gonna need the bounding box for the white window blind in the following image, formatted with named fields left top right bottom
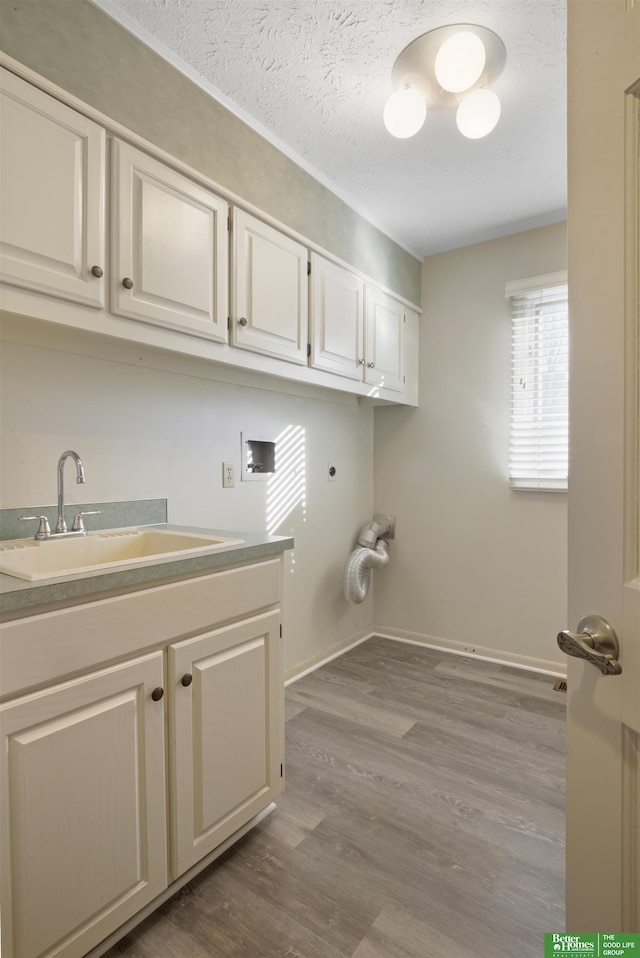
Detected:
left=505, top=271, right=568, bottom=491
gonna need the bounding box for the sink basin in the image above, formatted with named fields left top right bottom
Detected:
left=0, top=527, right=244, bottom=581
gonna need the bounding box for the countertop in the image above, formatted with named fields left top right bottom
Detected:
left=0, top=524, right=294, bottom=617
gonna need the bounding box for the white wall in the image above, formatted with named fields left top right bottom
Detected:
left=0, top=325, right=374, bottom=675
left=373, top=223, right=568, bottom=671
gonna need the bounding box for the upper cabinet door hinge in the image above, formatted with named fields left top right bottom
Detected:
left=279, top=624, right=283, bottom=638
left=307, top=261, right=311, bottom=276
left=307, top=343, right=311, bottom=358
left=227, top=214, right=231, bottom=231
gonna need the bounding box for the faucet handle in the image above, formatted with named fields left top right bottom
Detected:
left=19, top=515, right=52, bottom=540
left=71, top=510, right=101, bottom=533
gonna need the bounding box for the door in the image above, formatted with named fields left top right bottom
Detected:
left=112, top=139, right=228, bottom=341
left=309, top=251, right=365, bottom=379
left=168, top=610, right=283, bottom=878
left=0, top=652, right=167, bottom=958
left=231, top=207, right=308, bottom=364
left=0, top=68, right=105, bottom=309
left=565, top=0, right=640, bottom=932
left=364, top=284, right=405, bottom=393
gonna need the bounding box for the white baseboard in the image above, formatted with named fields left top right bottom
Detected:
left=285, top=625, right=567, bottom=684
left=371, top=626, right=567, bottom=677
left=284, top=628, right=372, bottom=685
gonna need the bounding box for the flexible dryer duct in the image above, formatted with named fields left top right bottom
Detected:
left=343, top=517, right=393, bottom=604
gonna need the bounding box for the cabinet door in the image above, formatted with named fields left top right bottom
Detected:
left=0, top=652, right=167, bottom=958
left=309, top=252, right=364, bottom=380
left=364, top=285, right=405, bottom=393
left=0, top=68, right=106, bottom=308
left=112, top=140, right=228, bottom=341
left=169, top=611, right=282, bottom=878
left=231, top=208, right=308, bottom=364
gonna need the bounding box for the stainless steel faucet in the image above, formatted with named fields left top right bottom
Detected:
left=19, top=451, right=100, bottom=540
left=56, top=450, right=86, bottom=533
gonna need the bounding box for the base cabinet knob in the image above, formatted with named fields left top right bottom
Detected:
left=151, top=687, right=164, bottom=701
left=181, top=673, right=193, bottom=687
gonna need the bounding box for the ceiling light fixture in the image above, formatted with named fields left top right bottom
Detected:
left=383, top=24, right=506, bottom=141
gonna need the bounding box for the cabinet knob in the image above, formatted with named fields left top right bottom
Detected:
left=358, top=358, right=365, bottom=365
left=367, top=362, right=375, bottom=368
left=151, top=687, right=164, bottom=701
left=90, top=265, right=103, bottom=278
left=122, top=277, right=134, bottom=290
left=238, top=317, right=248, bottom=327
left=181, top=673, right=193, bottom=687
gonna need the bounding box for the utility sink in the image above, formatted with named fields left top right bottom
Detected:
left=0, top=527, right=244, bottom=581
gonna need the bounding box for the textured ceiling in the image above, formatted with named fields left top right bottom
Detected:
left=95, top=0, right=567, bottom=258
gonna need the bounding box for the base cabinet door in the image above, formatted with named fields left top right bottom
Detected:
left=0, top=652, right=168, bottom=958
left=0, top=68, right=106, bottom=309
left=231, top=208, right=308, bottom=364
left=168, top=610, right=283, bottom=878
left=112, top=139, right=228, bottom=341
left=364, top=285, right=405, bottom=393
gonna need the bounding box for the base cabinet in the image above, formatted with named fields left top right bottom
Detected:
left=0, top=652, right=167, bottom=958
left=169, top=611, right=283, bottom=877
left=0, top=557, right=284, bottom=958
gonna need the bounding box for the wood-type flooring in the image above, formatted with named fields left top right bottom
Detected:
left=104, top=636, right=566, bottom=958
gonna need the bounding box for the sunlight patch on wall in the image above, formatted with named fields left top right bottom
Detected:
left=266, top=425, right=306, bottom=535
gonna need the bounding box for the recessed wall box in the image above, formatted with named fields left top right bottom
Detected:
left=241, top=433, right=276, bottom=481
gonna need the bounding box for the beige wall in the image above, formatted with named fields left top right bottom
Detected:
left=0, top=4, right=569, bottom=675
left=0, top=0, right=421, bottom=304
left=0, top=0, right=408, bottom=678
left=373, top=222, right=568, bottom=671
left=0, top=329, right=375, bottom=674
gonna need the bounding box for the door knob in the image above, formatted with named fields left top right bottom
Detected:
left=557, top=614, right=622, bottom=675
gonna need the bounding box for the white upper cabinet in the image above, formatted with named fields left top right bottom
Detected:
left=112, top=140, right=228, bottom=341
left=310, top=252, right=407, bottom=395
left=309, top=252, right=364, bottom=380
left=364, top=284, right=405, bottom=393
left=0, top=68, right=106, bottom=308
left=231, top=208, right=308, bottom=364
left=0, top=68, right=418, bottom=403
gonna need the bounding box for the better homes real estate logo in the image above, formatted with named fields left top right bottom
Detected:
left=544, top=934, right=639, bottom=957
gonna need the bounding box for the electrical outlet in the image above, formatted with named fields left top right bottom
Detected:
left=328, top=462, right=337, bottom=481
left=222, top=462, right=236, bottom=488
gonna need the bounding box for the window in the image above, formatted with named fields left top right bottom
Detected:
left=505, top=271, right=568, bottom=491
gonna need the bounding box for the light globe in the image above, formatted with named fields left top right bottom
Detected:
left=383, top=88, right=427, bottom=139
left=456, top=88, right=501, bottom=138
left=434, top=31, right=486, bottom=93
